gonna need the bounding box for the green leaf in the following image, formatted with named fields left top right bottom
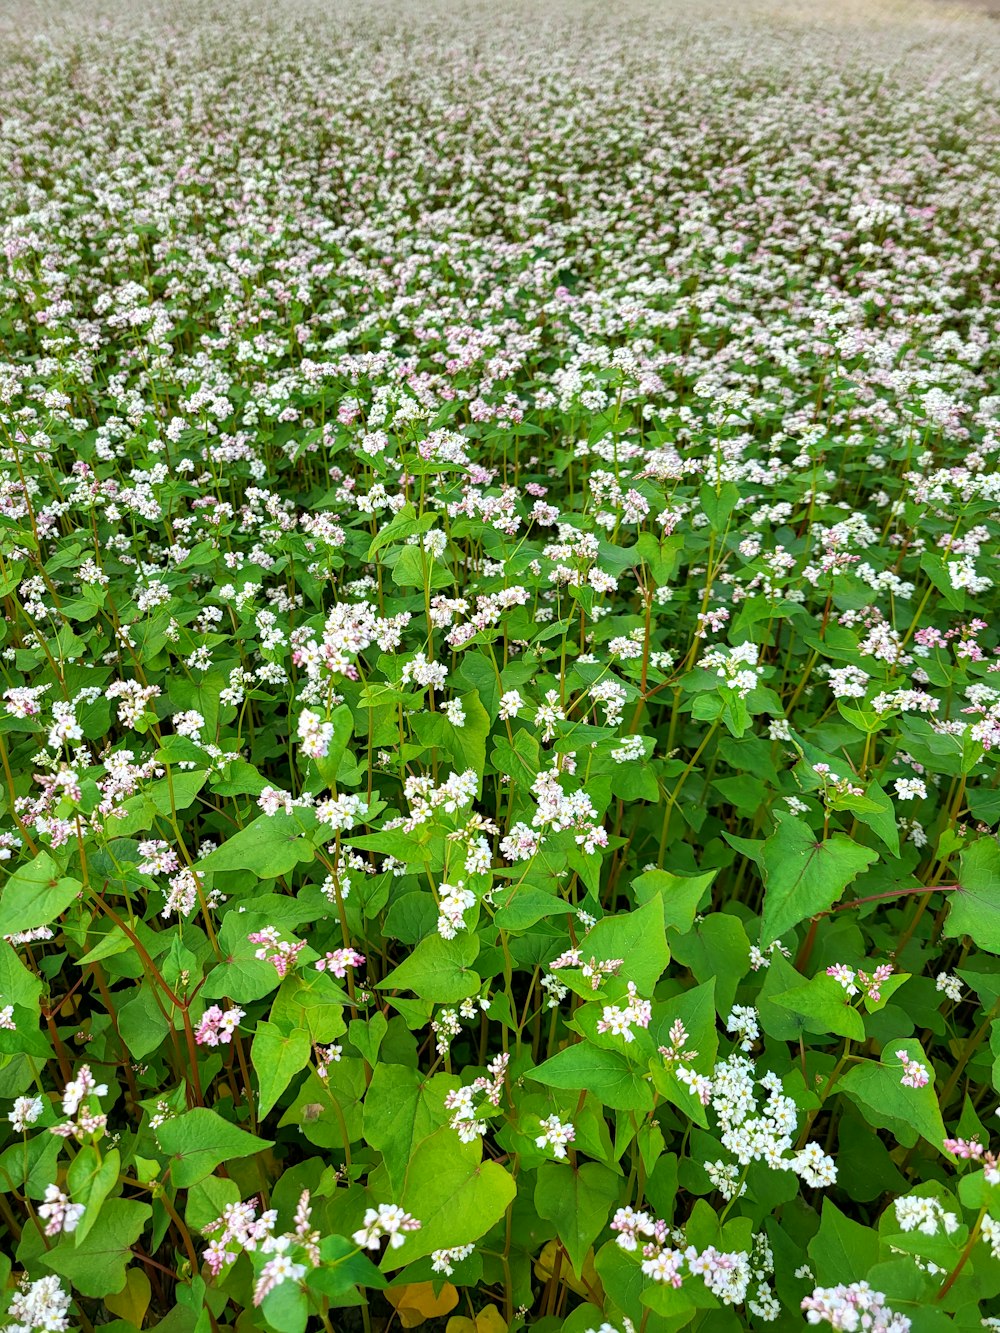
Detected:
left=112, top=771, right=207, bottom=838
left=838, top=1039, right=946, bottom=1150
left=648, top=981, right=718, bottom=1126
left=0, top=938, right=42, bottom=1011
left=202, top=907, right=306, bottom=1002
left=631, top=868, right=715, bottom=935
left=117, top=982, right=173, bottom=1060
left=367, top=505, right=430, bottom=558
left=808, top=1199, right=882, bottom=1285
left=77, top=925, right=133, bottom=966
left=311, top=704, right=354, bottom=789
left=362, top=1064, right=457, bottom=1194
left=856, top=779, right=900, bottom=857
left=44, top=1199, right=151, bottom=1296
left=534, top=1161, right=619, bottom=1277
left=0, top=851, right=81, bottom=936
left=609, top=761, right=658, bottom=802
left=530, top=1045, right=653, bottom=1112
left=378, top=932, right=481, bottom=1003
left=185, top=1175, right=241, bottom=1232
left=712, top=774, right=766, bottom=817
left=700, top=481, right=740, bottom=532
left=252, top=1022, right=312, bottom=1119
left=68, top=1147, right=121, bottom=1245
left=391, top=543, right=442, bottom=589
left=580, top=895, right=670, bottom=995
left=260, top=1277, right=309, bottom=1333
left=773, top=974, right=866, bottom=1042
left=155, top=1108, right=273, bottom=1188
left=395, top=1128, right=517, bottom=1268
left=669, top=913, right=749, bottom=1015
left=310, top=1235, right=387, bottom=1301
left=198, top=812, right=314, bottom=879
left=270, top=971, right=347, bottom=1044
left=493, top=887, right=569, bottom=931
left=920, top=550, right=965, bottom=611
left=757, top=953, right=810, bottom=1042
left=449, top=692, right=492, bottom=787
left=750, top=813, right=878, bottom=947
left=595, top=1240, right=647, bottom=1325
left=944, top=839, right=1000, bottom=951
left=0, top=1128, right=59, bottom=1197
left=349, top=1010, right=388, bottom=1066
left=105, top=1270, right=152, bottom=1327
left=489, top=731, right=540, bottom=788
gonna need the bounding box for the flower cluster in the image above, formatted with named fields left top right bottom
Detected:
left=351, top=1203, right=422, bottom=1252
left=896, top=1050, right=930, bottom=1090
left=0, top=0, right=998, bottom=1327
left=535, top=1114, right=576, bottom=1160
left=194, top=1005, right=245, bottom=1047
left=50, top=1066, right=108, bottom=1142
left=314, top=948, right=365, bottom=978
left=248, top=928, right=306, bottom=978
left=610, top=1209, right=755, bottom=1306
left=802, top=1282, right=910, bottom=1331
left=596, top=982, right=652, bottom=1042
left=826, top=962, right=894, bottom=1002
left=5, top=1277, right=73, bottom=1333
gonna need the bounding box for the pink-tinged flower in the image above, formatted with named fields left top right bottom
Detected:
left=253, top=1239, right=306, bottom=1306
left=315, top=947, right=365, bottom=978
left=858, top=963, right=894, bottom=1002
left=202, top=1197, right=279, bottom=1274
left=315, top=1044, right=342, bottom=1079
left=611, top=1206, right=656, bottom=1252
left=826, top=964, right=858, bottom=995
left=802, top=1281, right=910, bottom=1330
left=535, top=1114, right=575, bottom=1159
left=641, top=1247, right=684, bottom=1285
left=8, top=1095, right=43, bottom=1131
left=38, top=1184, right=85, bottom=1236
left=943, top=1136, right=985, bottom=1160
left=675, top=1065, right=713, bottom=1105
left=248, top=928, right=305, bottom=978
left=49, top=1065, right=108, bottom=1142
left=896, top=1049, right=930, bottom=1089
left=60, top=1065, right=107, bottom=1117
left=194, top=1004, right=245, bottom=1046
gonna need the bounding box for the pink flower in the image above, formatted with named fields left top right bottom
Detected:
left=194, top=1005, right=245, bottom=1046
left=315, top=947, right=365, bottom=978
left=896, top=1049, right=930, bottom=1089
left=248, top=928, right=305, bottom=978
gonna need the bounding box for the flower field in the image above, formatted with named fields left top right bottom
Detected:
left=1, top=0, right=999, bottom=1329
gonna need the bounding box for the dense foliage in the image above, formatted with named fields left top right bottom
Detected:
left=1, top=1, right=999, bottom=1330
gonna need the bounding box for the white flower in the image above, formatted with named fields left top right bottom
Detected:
left=535, top=1114, right=575, bottom=1159
left=725, top=1005, right=760, bottom=1052
left=935, top=972, right=963, bottom=1003
left=498, top=690, right=523, bottom=720
left=9, top=1096, right=44, bottom=1131
left=6, top=1275, right=72, bottom=1332
left=37, top=1185, right=85, bottom=1236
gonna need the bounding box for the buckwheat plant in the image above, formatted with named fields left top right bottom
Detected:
left=0, top=0, right=999, bottom=1328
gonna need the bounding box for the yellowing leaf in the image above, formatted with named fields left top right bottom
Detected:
left=386, top=1281, right=458, bottom=1327
left=105, top=1269, right=151, bottom=1327
left=446, top=1306, right=507, bottom=1333
left=532, top=1239, right=603, bottom=1300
